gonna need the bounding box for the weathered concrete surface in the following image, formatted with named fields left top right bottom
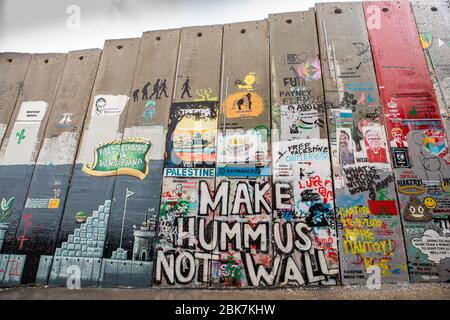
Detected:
left=173, top=25, right=223, bottom=104
left=412, top=2, right=450, bottom=140
left=316, top=2, right=409, bottom=285
left=220, top=20, right=270, bottom=130
left=0, top=283, right=449, bottom=300
left=0, top=53, right=31, bottom=144
left=50, top=39, right=140, bottom=287
left=103, top=29, right=181, bottom=287
left=0, top=53, right=67, bottom=255
left=212, top=20, right=272, bottom=288
left=15, top=49, right=101, bottom=285
left=126, top=29, right=180, bottom=130
left=364, top=1, right=450, bottom=283
left=156, top=24, right=223, bottom=287
left=57, top=38, right=140, bottom=247
left=268, top=10, right=339, bottom=287
left=270, top=10, right=328, bottom=139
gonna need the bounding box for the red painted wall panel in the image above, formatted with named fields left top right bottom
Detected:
left=364, top=1, right=440, bottom=121
left=364, top=1, right=450, bottom=283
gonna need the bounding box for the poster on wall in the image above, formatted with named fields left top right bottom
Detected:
left=216, top=128, right=270, bottom=170
left=164, top=101, right=218, bottom=177
left=280, top=106, right=323, bottom=141
left=391, top=119, right=450, bottom=282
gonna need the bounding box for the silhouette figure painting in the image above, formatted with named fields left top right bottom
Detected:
left=158, top=79, right=169, bottom=98
left=133, top=89, right=139, bottom=102
left=181, top=79, right=192, bottom=98
left=150, top=79, right=161, bottom=99
left=236, top=93, right=252, bottom=111
left=142, top=82, right=151, bottom=100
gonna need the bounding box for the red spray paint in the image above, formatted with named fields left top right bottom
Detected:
left=363, top=1, right=440, bottom=125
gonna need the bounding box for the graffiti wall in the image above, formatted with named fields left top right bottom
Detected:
left=210, top=20, right=273, bottom=287
left=412, top=2, right=450, bottom=140
left=0, top=53, right=67, bottom=286
left=101, top=30, right=180, bottom=288
left=364, top=1, right=450, bottom=282
left=269, top=10, right=339, bottom=286
left=42, top=39, right=140, bottom=287
left=13, top=50, right=101, bottom=285
left=155, top=25, right=223, bottom=286
left=2, top=1, right=450, bottom=288
left=316, top=2, right=409, bottom=285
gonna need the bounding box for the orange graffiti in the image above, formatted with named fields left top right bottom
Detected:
left=224, top=92, right=263, bottom=118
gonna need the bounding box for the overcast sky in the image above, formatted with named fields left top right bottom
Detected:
left=0, top=0, right=355, bottom=53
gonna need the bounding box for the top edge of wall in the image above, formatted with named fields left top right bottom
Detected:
left=104, top=37, right=141, bottom=45
left=0, top=52, right=32, bottom=56
left=142, top=27, right=180, bottom=35
left=412, top=0, right=449, bottom=3
left=223, top=19, right=267, bottom=28
left=181, top=24, right=223, bottom=31
left=316, top=1, right=361, bottom=6
left=68, top=48, right=102, bottom=55
left=268, top=10, right=313, bottom=18
left=30, top=52, right=67, bottom=58
left=413, top=1, right=450, bottom=7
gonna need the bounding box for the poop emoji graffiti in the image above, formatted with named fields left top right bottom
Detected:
left=403, top=197, right=433, bottom=222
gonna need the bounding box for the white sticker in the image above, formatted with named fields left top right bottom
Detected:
left=412, top=229, right=450, bottom=263
left=0, top=101, right=48, bottom=165
left=77, top=94, right=129, bottom=163
left=16, top=101, right=48, bottom=122
left=91, top=95, right=128, bottom=117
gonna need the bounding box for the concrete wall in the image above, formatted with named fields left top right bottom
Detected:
left=104, top=29, right=180, bottom=288
left=16, top=49, right=102, bottom=285
left=156, top=24, right=223, bottom=287
left=364, top=1, right=450, bottom=282
left=0, top=53, right=66, bottom=255
left=50, top=39, right=140, bottom=287
left=269, top=10, right=339, bottom=286
left=412, top=2, right=450, bottom=140
left=1, top=1, right=450, bottom=288
left=316, top=2, right=409, bottom=285
left=0, top=53, right=31, bottom=145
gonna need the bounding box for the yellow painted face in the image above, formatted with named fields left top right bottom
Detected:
left=423, top=197, right=437, bottom=210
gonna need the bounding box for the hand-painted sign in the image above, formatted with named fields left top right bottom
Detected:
left=82, top=137, right=152, bottom=180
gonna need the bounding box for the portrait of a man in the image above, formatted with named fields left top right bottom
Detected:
left=95, top=97, right=107, bottom=115
left=338, top=129, right=355, bottom=165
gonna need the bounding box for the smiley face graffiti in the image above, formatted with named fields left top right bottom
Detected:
left=423, top=196, right=437, bottom=210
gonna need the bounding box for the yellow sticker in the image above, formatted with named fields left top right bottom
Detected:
left=48, top=198, right=60, bottom=209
